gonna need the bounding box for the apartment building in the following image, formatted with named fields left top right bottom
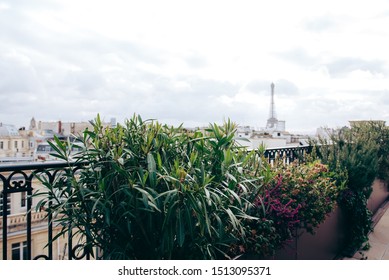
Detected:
left=0, top=123, right=32, bottom=158
left=32, top=117, right=116, bottom=137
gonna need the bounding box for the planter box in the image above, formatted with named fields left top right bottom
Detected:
left=368, top=179, right=389, bottom=214
left=274, top=179, right=388, bottom=260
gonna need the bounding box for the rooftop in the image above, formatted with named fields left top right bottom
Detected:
left=0, top=123, right=19, bottom=137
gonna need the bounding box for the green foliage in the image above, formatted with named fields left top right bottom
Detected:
left=234, top=158, right=339, bottom=258
left=311, top=121, right=388, bottom=255
left=36, top=115, right=264, bottom=259
left=376, top=124, right=389, bottom=181
left=36, top=114, right=342, bottom=259
left=272, top=161, right=340, bottom=233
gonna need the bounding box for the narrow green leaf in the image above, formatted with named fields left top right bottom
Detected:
left=147, top=153, right=157, bottom=188
left=225, top=207, right=238, bottom=230
left=156, top=152, right=162, bottom=170
left=177, top=208, right=185, bottom=247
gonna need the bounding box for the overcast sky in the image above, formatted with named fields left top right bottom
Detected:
left=1, top=0, right=388, bottom=133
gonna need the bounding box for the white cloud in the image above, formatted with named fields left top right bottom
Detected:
left=0, top=2, right=10, bottom=11
left=0, top=0, right=389, bottom=132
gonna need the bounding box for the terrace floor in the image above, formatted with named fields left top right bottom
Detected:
left=346, top=200, right=389, bottom=260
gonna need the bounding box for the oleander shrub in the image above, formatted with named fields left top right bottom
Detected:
left=36, top=115, right=268, bottom=259
left=36, top=114, right=341, bottom=260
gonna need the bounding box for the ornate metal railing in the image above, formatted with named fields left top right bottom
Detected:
left=0, top=146, right=311, bottom=260
left=0, top=162, right=93, bottom=260
left=263, top=146, right=311, bottom=165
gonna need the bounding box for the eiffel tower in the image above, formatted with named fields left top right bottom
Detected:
left=266, top=83, right=278, bottom=130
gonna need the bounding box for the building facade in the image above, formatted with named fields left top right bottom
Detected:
left=33, top=117, right=116, bottom=137
left=0, top=123, right=32, bottom=159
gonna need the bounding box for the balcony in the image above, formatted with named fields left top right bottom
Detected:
left=0, top=147, right=312, bottom=260
left=1, top=144, right=387, bottom=260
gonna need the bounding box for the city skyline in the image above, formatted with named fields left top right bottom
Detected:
left=0, top=0, right=389, bottom=133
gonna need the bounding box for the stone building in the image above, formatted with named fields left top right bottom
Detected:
left=0, top=123, right=32, bottom=158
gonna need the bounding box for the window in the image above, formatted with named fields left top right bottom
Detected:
left=0, top=141, right=3, bottom=149
left=12, top=241, right=28, bottom=260
left=0, top=192, right=11, bottom=216
left=21, top=192, right=26, bottom=208
left=21, top=141, right=24, bottom=149
left=14, top=141, right=18, bottom=149
left=37, top=145, right=54, bottom=152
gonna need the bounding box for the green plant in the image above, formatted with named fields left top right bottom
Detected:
left=376, top=123, right=389, bottom=181
left=35, top=114, right=344, bottom=260
left=273, top=161, right=340, bottom=233
left=311, top=121, right=387, bottom=256
left=35, top=115, right=267, bottom=259
left=230, top=155, right=340, bottom=258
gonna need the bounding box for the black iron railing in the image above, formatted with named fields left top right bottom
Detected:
left=0, top=146, right=311, bottom=260
left=264, top=146, right=312, bottom=165
left=0, top=162, right=91, bottom=260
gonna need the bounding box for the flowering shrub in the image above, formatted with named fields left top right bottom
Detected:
left=36, top=114, right=340, bottom=260
left=231, top=159, right=339, bottom=258
left=258, top=175, right=300, bottom=244
left=273, top=162, right=339, bottom=234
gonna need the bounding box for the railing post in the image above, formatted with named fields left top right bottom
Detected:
left=26, top=199, right=32, bottom=259
left=48, top=200, right=53, bottom=260
left=68, top=224, right=73, bottom=260
left=26, top=177, right=33, bottom=260
left=1, top=189, right=7, bottom=260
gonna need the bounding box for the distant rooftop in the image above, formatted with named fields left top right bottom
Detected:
left=0, top=123, right=19, bottom=137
